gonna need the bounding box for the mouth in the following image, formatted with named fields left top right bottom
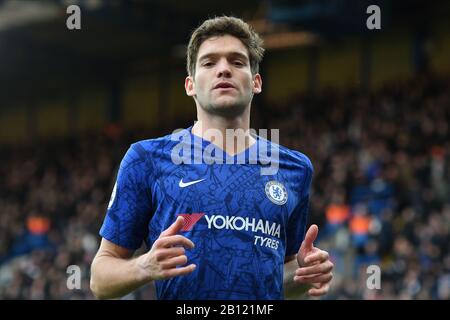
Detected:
left=213, top=82, right=236, bottom=90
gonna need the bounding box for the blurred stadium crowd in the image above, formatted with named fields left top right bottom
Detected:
left=0, top=73, right=449, bottom=299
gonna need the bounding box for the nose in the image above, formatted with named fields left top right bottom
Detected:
left=216, top=58, right=232, bottom=78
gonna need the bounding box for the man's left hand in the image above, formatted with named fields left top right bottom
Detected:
left=294, top=224, right=334, bottom=296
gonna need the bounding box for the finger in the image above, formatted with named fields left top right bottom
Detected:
left=299, top=224, right=318, bottom=253
left=154, top=247, right=186, bottom=262
left=161, top=255, right=188, bottom=269
left=308, top=282, right=330, bottom=296
left=295, top=261, right=334, bottom=276
left=304, top=251, right=330, bottom=265
left=155, top=235, right=195, bottom=249
left=294, top=272, right=333, bottom=285
left=160, top=216, right=185, bottom=238
left=161, top=264, right=196, bottom=278
left=311, top=282, right=322, bottom=289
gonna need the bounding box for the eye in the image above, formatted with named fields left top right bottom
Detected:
left=202, top=62, right=214, bottom=67
left=233, top=60, right=245, bottom=67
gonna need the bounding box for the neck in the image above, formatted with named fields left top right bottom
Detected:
left=192, top=106, right=256, bottom=156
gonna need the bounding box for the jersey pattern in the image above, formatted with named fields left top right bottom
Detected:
left=100, top=128, right=313, bottom=300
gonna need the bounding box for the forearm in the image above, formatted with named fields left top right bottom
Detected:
left=90, top=254, right=150, bottom=299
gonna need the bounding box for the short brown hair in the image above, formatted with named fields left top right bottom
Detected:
left=186, top=16, right=264, bottom=77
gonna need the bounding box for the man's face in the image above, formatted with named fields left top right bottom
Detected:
left=185, top=35, right=262, bottom=118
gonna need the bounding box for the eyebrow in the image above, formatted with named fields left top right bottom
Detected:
left=198, top=52, right=249, bottom=63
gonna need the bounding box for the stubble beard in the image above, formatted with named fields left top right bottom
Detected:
left=198, top=93, right=252, bottom=119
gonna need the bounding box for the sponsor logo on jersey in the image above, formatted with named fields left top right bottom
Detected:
left=176, top=213, right=205, bottom=231
left=204, top=214, right=281, bottom=238
left=176, top=213, right=281, bottom=238
left=178, top=178, right=206, bottom=188
left=176, top=213, right=281, bottom=250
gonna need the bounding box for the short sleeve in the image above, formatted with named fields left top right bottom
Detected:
left=99, top=143, right=153, bottom=250
left=285, top=160, right=313, bottom=256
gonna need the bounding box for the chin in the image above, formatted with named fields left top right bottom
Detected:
left=205, top=102, right=247, bottom=118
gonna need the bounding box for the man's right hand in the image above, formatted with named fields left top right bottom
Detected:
left=136, top=216, right=196, bottom=281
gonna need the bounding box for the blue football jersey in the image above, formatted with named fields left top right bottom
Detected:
left=99, top=127, right=313, bottom=300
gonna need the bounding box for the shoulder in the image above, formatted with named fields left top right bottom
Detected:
left=282, top=145, right=313, bottom=173
left=258, top=135, right=314, bottom=174
left=279, top=145, right=314, bottom=191
left=275, top=143, right=314, bottom=197
left=127, top=131, right=182, bottom=158
left=119, top=132, right=176, bottom=168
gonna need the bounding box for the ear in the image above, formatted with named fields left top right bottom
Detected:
left=252, top=73, right=262, bottom=94
left=185, top=76, right=196, bottom=97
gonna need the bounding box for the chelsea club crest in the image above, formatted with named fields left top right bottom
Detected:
left=265, top=181, right=288, bottom=205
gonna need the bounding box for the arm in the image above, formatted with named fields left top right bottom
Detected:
left=90, top=216, right=196, bottom=300
left=90, top=238, right=148, bottom=299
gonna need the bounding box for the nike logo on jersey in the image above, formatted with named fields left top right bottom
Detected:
left=179, top=178, right=206, bottom=188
